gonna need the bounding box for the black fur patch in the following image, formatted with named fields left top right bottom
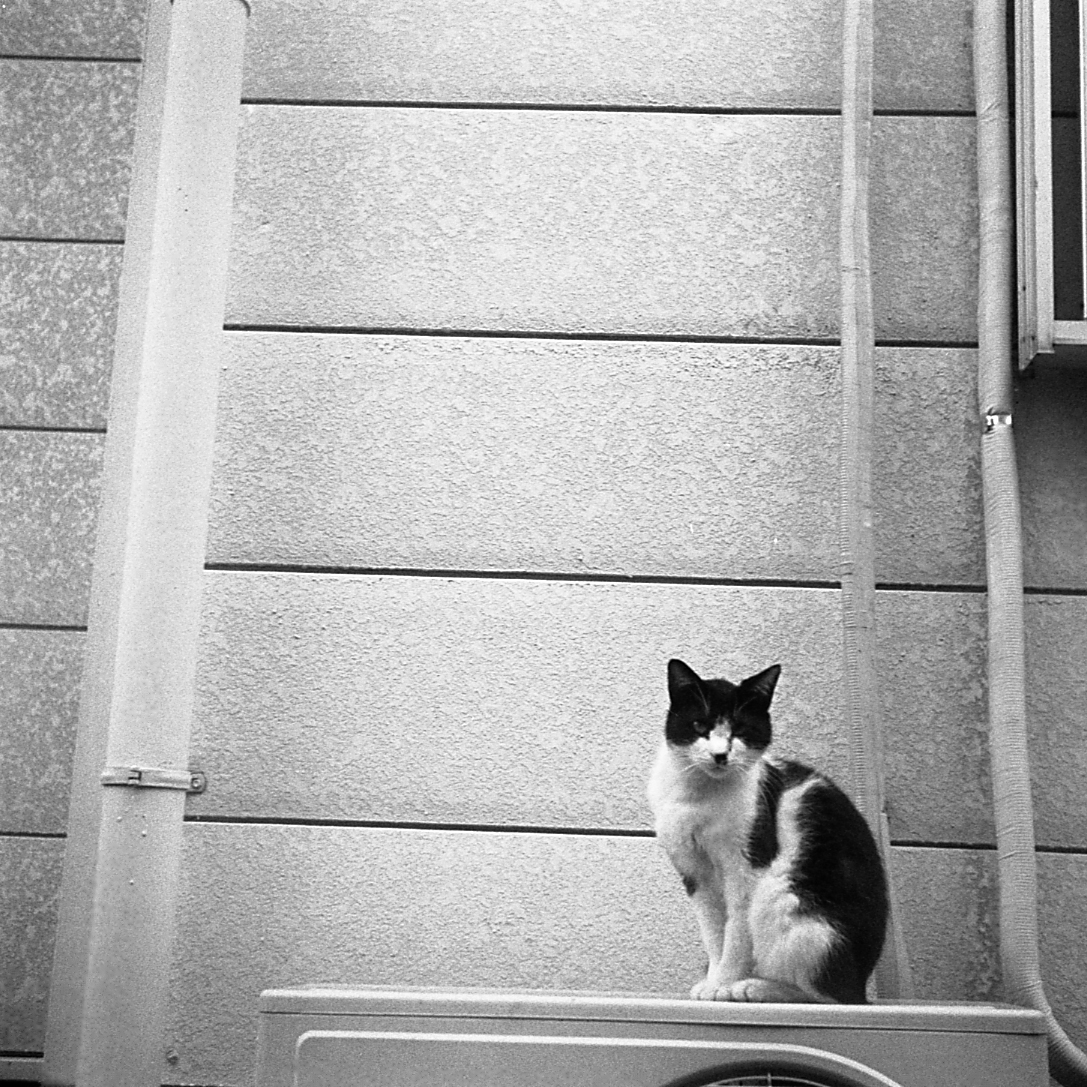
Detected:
left=681, top=874, right=698, bottom=896
left=790, top=776, right=889, bottom=1003
left=744, top=759, right=813, bottom=868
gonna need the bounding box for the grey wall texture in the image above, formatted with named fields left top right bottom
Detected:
left=4, top=1, right=1087, bottom=1086
left=0, top=0, right=143, bottom=1072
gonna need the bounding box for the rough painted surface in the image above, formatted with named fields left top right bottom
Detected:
left=1040, top=852, right=1087, bottom=1053
left=190, top=575, right=1087, bottom=849
left=208, top=338, right=981, bottom=585
left=884, top=594, right=1087, bottom=850
left=0, top=837, right=64, bottom=1054
left=207, top=335, right=843, bottom=581
left=167, top=827, right=1066, bottom=1087
left=873, top=348, right=982, bottom=582
left=878, top=592, right=989, bottom=845
left=1025, top=597, right=1087, bottom=847
left=1, top=0, right=146, bottom=58
left=188, top=573, right=849, bottom=827
left=166, top=825, right=698, bottom=1084
left=241, top=0, right=972, bottom=112
left=226, top=110, right=976, bottom=343
left=0, top=431, right=103, bottom=626
left=0, top=630, right=83, bottom=835
left=1017, top=365, right=1087, bottom=591
left=0, top=59, right=139, bottom=239
left=0, top=241, right=121, bottom=428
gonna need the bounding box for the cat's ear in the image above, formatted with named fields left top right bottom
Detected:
left=741, top=664, right=782, bottom=705
left=668, top=658, right=708, bottom=711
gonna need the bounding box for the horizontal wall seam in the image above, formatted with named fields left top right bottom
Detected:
left=185, top=815, right=655, bottom=837
left=0, top=622, right=88, bottom=632
left=239, top=99, right=975, bottom=119
left=893, top=840, right=1087, bottom=856
left=223, top=324, right=843, bottom=346
left=179, top=819, right=1087, bottom=856
left=222, top=324, right=979, bottom=350
left=0, top=54, right=141, bottom=63
left=0, top=830, right=66, bottom=840
left=874, top=582, right=986, bottom=594
left=204, top=565, right=1003, bottom=596
left=0, top=235, right=125, bottom=246
left=203, top=564, right=841, bottom=590
left=0, top=423, right=107, bottom=434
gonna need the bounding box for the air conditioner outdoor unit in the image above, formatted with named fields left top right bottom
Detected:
left=255, top=987, right=1048, bottom=1087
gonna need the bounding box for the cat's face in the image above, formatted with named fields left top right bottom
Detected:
left=664, top=659, right=781, bottom=779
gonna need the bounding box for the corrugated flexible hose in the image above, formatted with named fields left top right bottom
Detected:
left=839, top=0, right=912, bottom=1000
left=974, top=0, right=1087, bottom=1081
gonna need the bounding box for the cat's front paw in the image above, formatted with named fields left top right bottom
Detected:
left=690, top=978, right=740, bottom=1001
left=721, top=977, right=817, bottom=1003
left=722, top=978, right=769, bottom=1002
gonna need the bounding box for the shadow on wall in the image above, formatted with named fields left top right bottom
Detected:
left=1017, top=363, right=1087, bottom=591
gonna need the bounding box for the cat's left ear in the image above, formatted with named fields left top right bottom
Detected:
left=741, top=664, right=782, bottom=704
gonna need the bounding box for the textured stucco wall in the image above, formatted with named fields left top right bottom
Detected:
left=173, top=0, right=1087, bottom=1083
left=0, top=0, right=144, bottom=1073
left=227, top=110, right=976, bottom=343
left=161, top=0, right=1087, bottom=1082
left=7, top=1, right=1087, bottom=1086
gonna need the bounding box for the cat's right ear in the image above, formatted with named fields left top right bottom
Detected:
left=668, top=658, right=707, bottom=711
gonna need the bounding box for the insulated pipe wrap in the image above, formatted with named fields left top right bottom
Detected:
left=975, top=0, right=1087, bottom=1081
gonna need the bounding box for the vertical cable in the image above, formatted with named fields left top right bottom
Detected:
left=839, top=0, right=911, bottom=1001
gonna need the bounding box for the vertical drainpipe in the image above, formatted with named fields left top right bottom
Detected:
left=41, top=0, right=249, bottom=1083
left=975, top=1, right=1087, bottom=1082
left=839, top=0, right=911, bottom=1000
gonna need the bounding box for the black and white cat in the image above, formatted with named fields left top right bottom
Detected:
left=647, top=658, right=887, bottom=1004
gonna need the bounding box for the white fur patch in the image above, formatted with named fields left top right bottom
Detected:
left=747, top=778, right=839, bottom=993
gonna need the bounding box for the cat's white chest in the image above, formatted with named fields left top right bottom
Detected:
left=647, top=744, right=760, bottom=885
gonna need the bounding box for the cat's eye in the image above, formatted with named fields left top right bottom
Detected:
left=692, top=719, right=711, bottom=736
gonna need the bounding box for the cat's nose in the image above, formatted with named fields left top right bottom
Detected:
left=713, top=752, right=728, bottom=766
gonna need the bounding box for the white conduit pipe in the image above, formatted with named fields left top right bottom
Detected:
left=974, top=2, right=1087, bottom=1083
left=839, top=0, right=912, bottom=1000
left=42, top=1, right=249, bottom=1083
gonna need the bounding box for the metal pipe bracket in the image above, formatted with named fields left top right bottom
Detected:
left=100, top=766, right=207, bottom=794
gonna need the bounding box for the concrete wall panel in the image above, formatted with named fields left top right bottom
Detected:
left=189, top=572, right=847, bottom=827
left=0, top=630, right=83, bottom=835
left=874, top=349, right=982, bottom=584
left=0, top=59, right=139, bottom=239
left=0, top=431, right=103, bottom=626
left=883, top=593, right=1087, bottom=851
left=892, top=847, right=1000, bottom=1004
left=878, top=592, right=989, bottom=845
left=165, top=824, right=700, bottom=1085
left=1017, top=365, right=1087, bottom=591
left=193, top=575, right=1087, bottom=850
left=167, top=828, right=1071, bottom=1087
left=1, top=0, right=146, bottom=58
left=240, top=0, right=972, bottom=112
left=208, top=338, right=980, bottom=586
left=207, top=335, right=843, bottom=581
left=0, top=241, right=120, bottom=428
left=1040, top=852, right=1087, bottom=1054
left=226, top=110, right=976, bottom=343
left=1025, top=596, right=1087, bottom=848
left=0, top=837, right=64, bottom=1054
